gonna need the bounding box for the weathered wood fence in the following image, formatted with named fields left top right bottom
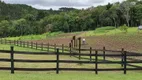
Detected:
left=0, top=39, right=70, bottom=53
left=0, top=46, right=142, bottom=74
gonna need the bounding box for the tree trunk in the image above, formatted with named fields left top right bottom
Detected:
left=126, top=20, right=130, bottom=27
left=112, top=18, right=117, bottom=28
left=140, top=19, right=142, bottom=25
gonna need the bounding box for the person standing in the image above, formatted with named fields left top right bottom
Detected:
left=82, top=38, right=86, bottom=45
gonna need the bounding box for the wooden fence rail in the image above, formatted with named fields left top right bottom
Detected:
left=0, top=46, right=141, bottom=74
left=0, top=39, right=70, bottom=53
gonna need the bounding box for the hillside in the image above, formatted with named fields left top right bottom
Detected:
left=0, top=1, right=78, bottom=21
left=5, top=27, right=142, bottom=52
left=0, top=1, right=38, bottom=20
left=0, top=0, right=142, bottom=38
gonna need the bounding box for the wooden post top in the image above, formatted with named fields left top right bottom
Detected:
left=73, top=36, right=76, bottom=40
left=78, top=37, right=81, bottom=40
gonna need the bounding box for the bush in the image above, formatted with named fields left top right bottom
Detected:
left=119, top=24, right=128, bottom=33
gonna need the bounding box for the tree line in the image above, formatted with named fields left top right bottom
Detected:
left=0, top=0, right=142, bottom=37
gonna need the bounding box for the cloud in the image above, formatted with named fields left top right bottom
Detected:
left=1, top=0, right=124, bottom=10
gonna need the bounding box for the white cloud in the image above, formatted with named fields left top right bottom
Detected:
left=1, top=0, right=124, bottom=10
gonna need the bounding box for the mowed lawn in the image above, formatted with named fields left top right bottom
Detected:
left=0, top=71, right=142, bottom=80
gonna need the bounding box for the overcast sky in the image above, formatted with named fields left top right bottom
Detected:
left=1, top=0, right=124, bottom=10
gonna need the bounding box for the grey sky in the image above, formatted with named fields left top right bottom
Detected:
left=1, top=0, right=124, bottom=10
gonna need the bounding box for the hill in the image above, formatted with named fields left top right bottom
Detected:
left=0, top=1, right=37, bottom=20
left=0, top=0, right=142, bottom=38
left=4, top=27, right=142, bottom=52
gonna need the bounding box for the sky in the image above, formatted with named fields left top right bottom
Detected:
left=1, top=0, right=125, bottom=10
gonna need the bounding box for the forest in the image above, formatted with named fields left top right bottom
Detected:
left=0, top=0, right=142, bottom=37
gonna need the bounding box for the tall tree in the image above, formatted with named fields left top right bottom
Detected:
left=109, top=4, right=119, bottom=27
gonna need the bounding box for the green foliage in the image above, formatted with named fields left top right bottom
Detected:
left=0, top=20, right=11, bottom=37
left=0, top=0, right=142, bottom=37
left=119, top=24, right=129, bottom=33
left=79, top=27, right=138, bottom=37
left=6, top=32, right=63, bottom=40
left=94, top=26, right=115, bottom=33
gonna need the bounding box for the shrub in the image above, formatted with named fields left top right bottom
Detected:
left=119, top=24, right=128, bottom=33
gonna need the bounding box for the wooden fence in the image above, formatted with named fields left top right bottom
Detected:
left=0, top=46, right=142, bottom=74
left=0, top=39, right=70, bottom=53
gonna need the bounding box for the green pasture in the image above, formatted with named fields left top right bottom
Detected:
left=79, top=27, right=141, bottom=37
left=0, top=71, right=141, bottom=80
left=5, top=32, right=63, bottom=41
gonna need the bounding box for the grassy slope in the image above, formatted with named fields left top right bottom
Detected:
left=78, top=27, right=140, bottom=37
left=6, top=32, right=63, bottom=40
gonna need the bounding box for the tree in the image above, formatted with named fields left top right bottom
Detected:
left=133, top=3, right=142, bottom=25
left=109, top=4, right=119, bottom=27
left=119, top=1, right=135, bottom=26
left=12, top=19, right=28, bottom=36
left=106, top=3, right=113, bottom=10
left=0, top=20, right=10, bottom=37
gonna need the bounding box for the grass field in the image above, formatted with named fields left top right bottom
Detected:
left=0, top=71, right=142, bottom=80
left=6, top=32, right=64, bottom=41
left=78, top=27, right=141, bottom=37
left=0, top=44, right=46, bottom=52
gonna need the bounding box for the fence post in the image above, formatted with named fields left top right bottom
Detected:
left=47, top=43, right=49, bottom=52
left=16, top=40, right=18, bottom=46
left=54, top=44, right=56, bottom=52
left=31, top=42, right=33, bottom=48
left=124, top=51, right=127, bottom=74
left=121, top=48, right=124, bottom=67
left=69, top=43, right=72, bottom=57
left=95, top=51, right=98, bottom=74
left=62, top=44, right=64, bottom=53
left=26, top=41, right=29, bottom=47
left=78, top=37, right=81, bottom=60
left=71, top=40, right=73, bottom=48
left=90, top=47, right=92, bottom=61
left=15, top=40, right=17, bottom=46
left=103, top=47, right=106, bottom=61
left=23, top=41, right=25, bottom=47
left=56, top=48, right=59, bottom=74
left=41, top=43, right=43, bottom=51
left=21, top=41, right=22, bottom=47
left=5, top=39, right=7, bottom=44
left=14, top=40, right=15, bottom=45
left=76, top=39, right=78, bottom=47
left=17, top=40, right=19, bottom=46
left=9, top=40, right=11, bottom=45
left=27, top=42, right=29, bottom=48
left=10, top=46, right=14, bottom=74
left=35, top=42, right=37, bottom=50
left=73, top=36, right=76, bottom=47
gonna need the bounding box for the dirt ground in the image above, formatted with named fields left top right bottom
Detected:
left=83, top=35, right=142, bottom=53
left=31, top=37, right=72, bottom=46
left=30, top=34, right=142, bottom=53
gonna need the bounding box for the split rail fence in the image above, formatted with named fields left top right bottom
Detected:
left=0, top=46, right=142, bottom=74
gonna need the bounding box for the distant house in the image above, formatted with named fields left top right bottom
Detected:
left=138, top=25, right=142, bottom=30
